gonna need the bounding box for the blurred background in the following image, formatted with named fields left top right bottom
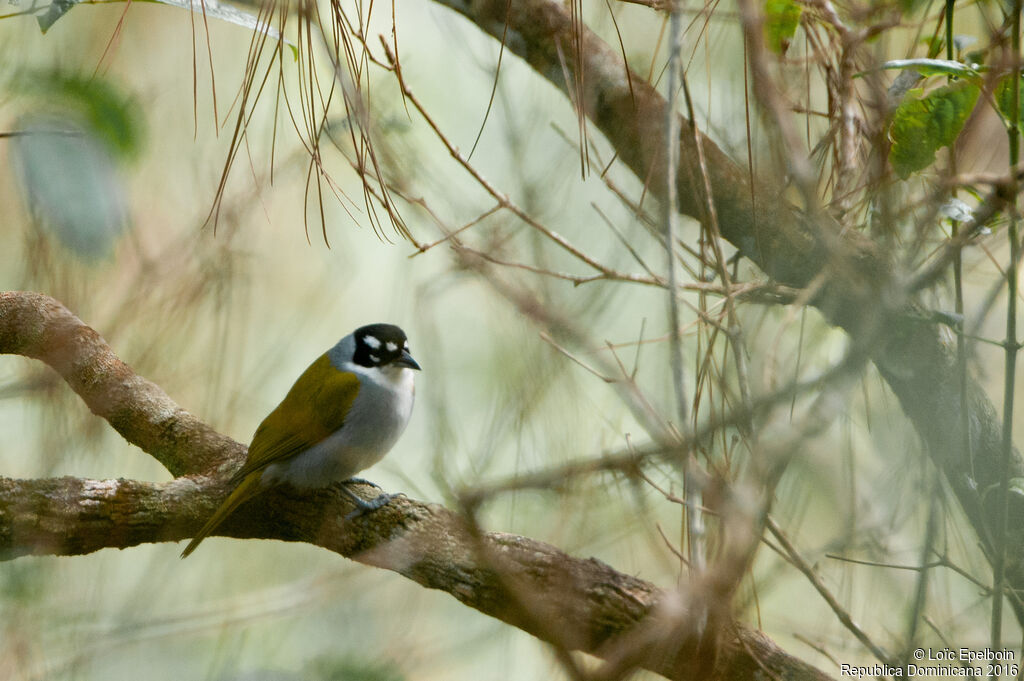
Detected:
left=0, top=0, right=1021, bottom=679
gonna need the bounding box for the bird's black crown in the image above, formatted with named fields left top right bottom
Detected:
left=352, top=323, right=416, bottom=369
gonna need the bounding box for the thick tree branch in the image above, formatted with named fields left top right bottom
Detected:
left=0, top=474, right=831, bottom=681
left=0, top=290, right=832, bottom=680
left=0, top=291, right=243, bottom=477
left=427, top=0, right=1024, bottom=611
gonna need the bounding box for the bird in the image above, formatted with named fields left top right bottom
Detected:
left=180, top=323, right=420, bottom=558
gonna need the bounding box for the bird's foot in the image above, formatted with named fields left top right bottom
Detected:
left=341, top=483, right=394, bottom=521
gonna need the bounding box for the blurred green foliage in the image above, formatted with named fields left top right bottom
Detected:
left=889, top=80, right=980, bottom=178
left=763, top=0, right=801, bottom=55
left=8, top=70, right=141, bottom=259
left=12, top=70, right=142, bottom=159
left=996, top=73, right=1024, bottom=128
left=12, top=117, right=128, bottom=259
left=307, top=656, right=406, bottom=681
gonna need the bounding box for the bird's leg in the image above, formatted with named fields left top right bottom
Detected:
left=345, top=477, right=382, bottom=490
left=340, top=481, right=393, bottom=520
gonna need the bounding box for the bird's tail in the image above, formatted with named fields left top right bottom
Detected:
left=180, top=473, right=263, bottom=558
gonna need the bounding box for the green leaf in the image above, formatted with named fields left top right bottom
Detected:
left=995, top=74, right=1024, bottom=128
left=889, top=81, right=980, bottom=178
left=878, top=58, right=982, bottom=80
left=13, top=71, right=143, bottom=159
left=763, top=0, right=802, bottom=55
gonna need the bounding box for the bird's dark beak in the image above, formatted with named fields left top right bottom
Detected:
left=393, top=350, right=421, bottom=371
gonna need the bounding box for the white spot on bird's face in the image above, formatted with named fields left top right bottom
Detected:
left=364, top=335, right=382, bottom=349
left=386, top=341, right=398, bottom=352
left=369, top=353, right=380, bottom=363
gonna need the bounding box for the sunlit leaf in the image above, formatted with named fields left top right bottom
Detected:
left=877, top=58, right=982, bottom=80
left=889, top=81, right=980, bottom=178
left=763, top=0, right=802, bottom=55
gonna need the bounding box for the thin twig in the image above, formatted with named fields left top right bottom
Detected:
left=766, top=516, right=899, bottom=668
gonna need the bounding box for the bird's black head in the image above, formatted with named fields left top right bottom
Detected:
left=352, top=323, right=421, bottom=370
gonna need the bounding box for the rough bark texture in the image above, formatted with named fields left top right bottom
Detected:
left=430, top=0, right=1024, bottom=610
left=0, top=290, right=833, bottom=681
left=0, top=291, right=242, bottom=477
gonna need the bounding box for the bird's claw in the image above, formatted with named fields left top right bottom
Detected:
left=341, top=487, right=394, bottom=521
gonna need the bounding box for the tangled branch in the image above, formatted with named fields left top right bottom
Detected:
left=0, top=290, right=833, bottom=681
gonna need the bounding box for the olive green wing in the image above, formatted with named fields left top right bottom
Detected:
left=180, top=353, right=360, bottom=558
left=232, top=353, right=362, bottom=482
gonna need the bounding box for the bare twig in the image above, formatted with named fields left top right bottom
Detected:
left=766, top=516, right=899, bottom=668
left=0, top=290, right=835, bottom=681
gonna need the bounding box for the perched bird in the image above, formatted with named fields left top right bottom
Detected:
left=181, top=323, right=420, bottom=558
